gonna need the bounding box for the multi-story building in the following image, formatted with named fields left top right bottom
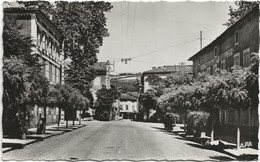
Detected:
left=120, top=92, right=138, bottom=120
left=91, top=62, right=107, bottom=101
left=188, top=5, right=259, bottom=144
left=188, top=6, right=259, bottom=78
left=141, top=64, right=193, bottom=93
left=4, top=7, right=64, bottom=127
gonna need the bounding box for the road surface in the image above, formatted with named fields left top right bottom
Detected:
left=2, top=120, right=234, bottom=161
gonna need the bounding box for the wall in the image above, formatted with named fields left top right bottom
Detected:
left=191, top=7, right=259, bottom=77
left=120, top=100, right=138, bottom=113
left=14, top=11, right=64, bottom=128
left=91, top=75, right=106, bottom=101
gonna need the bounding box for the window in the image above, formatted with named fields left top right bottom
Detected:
left=48, top=107, right=51, bottom=115
left=213, top=64, right=217, bottom=75
left=52, top=65, right=56, bottom=83
left=235, top=32, right=239, bottom=45
left=37, top=27, right=41, bottom=47
left=206, top=67, right=211, bottom=75
left=45, top=61, right=49, bottom=80
left=221, top=60, right=226, bottom=70
left=49, top=63, right=52, bottom=82
left=126, top=105, right=129, bottom=111
left=42, top=32, right=46, bottom=53
left=46, top=36, right=49, bottom=55
left=56, top=67, right=60, bottom=84
left=243, top=48, right=250, bottom=67
left=234, top=53, right=240, bottom=66
left=214, top=47, right=217, bottom=57
left=50, top=39, right=53, bottom=56
left=132, top=105, right=135, bottom=111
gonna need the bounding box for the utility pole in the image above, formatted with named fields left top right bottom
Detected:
left=105, top=60, right=115, bottom=89
left=200, top=31, right=203, bottom=50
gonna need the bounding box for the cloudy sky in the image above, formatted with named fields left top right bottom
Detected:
left=98, top=1, right=236, bottom=74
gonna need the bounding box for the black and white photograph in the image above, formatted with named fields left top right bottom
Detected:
left=1, top=0, right=259, bottom=161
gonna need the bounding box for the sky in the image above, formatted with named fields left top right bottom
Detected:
left=98, top=1, right=236, bottom=74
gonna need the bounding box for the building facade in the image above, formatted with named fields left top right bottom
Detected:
left=141, top=64, right=193, bottom=93
left=4, top=7, right=64, bottom=127
left=188, top=6, right=259, bottom=78
left=188, top=6, right=259, bottom=139
left=120, top=92, right=138, bottom=120
left=91, top=62, right=107, bottom=101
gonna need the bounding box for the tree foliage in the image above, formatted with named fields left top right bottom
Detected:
left=224, top=1, right=259, bottom=27
left=95, top=85, right=118, bottom=109
left=156, top=56, right=258, bottom=125
left=21, top=1, right=113, bottom=103
left=3, top=13, right=45, bottom=137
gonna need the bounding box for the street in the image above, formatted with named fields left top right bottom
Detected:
left=3, top=120, right=234, bottom=161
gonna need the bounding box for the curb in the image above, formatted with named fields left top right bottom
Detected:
left=169, top=128, right=258, bottom=160
left=2, top=123, right=87, bottom=153
left=2, top=147, right=13, bottom=153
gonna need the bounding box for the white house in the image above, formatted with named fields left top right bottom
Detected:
left=119, top=92, right=138, bottom=120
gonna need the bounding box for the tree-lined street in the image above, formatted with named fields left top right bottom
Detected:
left=3, top=120, right=234, bottom=161
left=2, top=1, right=259, bottom=161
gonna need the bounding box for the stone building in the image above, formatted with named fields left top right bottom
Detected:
left=141, top=64, right=193, bottom=93
left=120, top=92, right=138, bottom=120
left=188, top=5, right=259, bottom=146
left=4, top=7, right=65, bottom=127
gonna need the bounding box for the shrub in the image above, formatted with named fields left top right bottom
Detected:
left=163, top=113, right=180, bottom=131
left=186, top=111, right=210, bottom=136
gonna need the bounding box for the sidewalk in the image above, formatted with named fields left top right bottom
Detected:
left=170, top=124, right=258, bottom=160
left=2, top=121, right=87, bottom=153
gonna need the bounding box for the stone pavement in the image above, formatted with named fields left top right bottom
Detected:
left=2, top=121, right=87, bottom=153
left=171, top=124, right=258, bottom=160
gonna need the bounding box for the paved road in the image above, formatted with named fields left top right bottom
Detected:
left=3, top=120, right=235, bottom=161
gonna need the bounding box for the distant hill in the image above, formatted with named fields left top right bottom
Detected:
left=110, top=77, right=140, bottom=93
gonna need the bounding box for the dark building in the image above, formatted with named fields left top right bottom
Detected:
left=188, top=5, right=259, bottom=147
left=4, top=6, right=64, bottom=128
left=189, top=6, right=259, bottom=78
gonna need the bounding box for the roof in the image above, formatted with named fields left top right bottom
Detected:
left=188, top=5, right=259, bottom=61
left=93, top=62, right=107, bottom=72
left=120, top=92, right=138, bottom=101
left=143, top=65, right=193, bottom=75
left=4, top=7, right=63, bottom=39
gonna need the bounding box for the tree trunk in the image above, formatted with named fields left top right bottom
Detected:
left=211, top=110, right=215, bottom=142
left=43, top=106, right=47, bottom=134
left=146, top=110, right=150, bottom=121
left=57, top=107, right=61, bottom=130
left=21, top=107, right=27, bottom=140
left=79, top=110, right=81, bottom=125
left=237, top=108, right=241, bottom=150
left=72, top=110, right=75, bottom=126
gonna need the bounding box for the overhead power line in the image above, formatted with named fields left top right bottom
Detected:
left=129, top=3, right=137, bottom=58
left=120, top=2, right=124, bottom=58
left=131, top=38, right=199, bottom=59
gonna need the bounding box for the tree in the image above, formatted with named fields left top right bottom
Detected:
left=224, top=1, right=259, bottom=27
left=95, top=85, right=118, bottom=121
left=21, top=1, right=113, bottom=103
left=3, top=57, right=28, bottom=139
left=3, top=13, right=46, bottom=139
left=140, top=89, right=157, bottom=121
left=53, top=84, right=77, bottom=128
left=27, top=73, right=51, bottom=134
left=145, top=75, right=165, bottom=97
left=245, top=53, right=259, bottom=109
